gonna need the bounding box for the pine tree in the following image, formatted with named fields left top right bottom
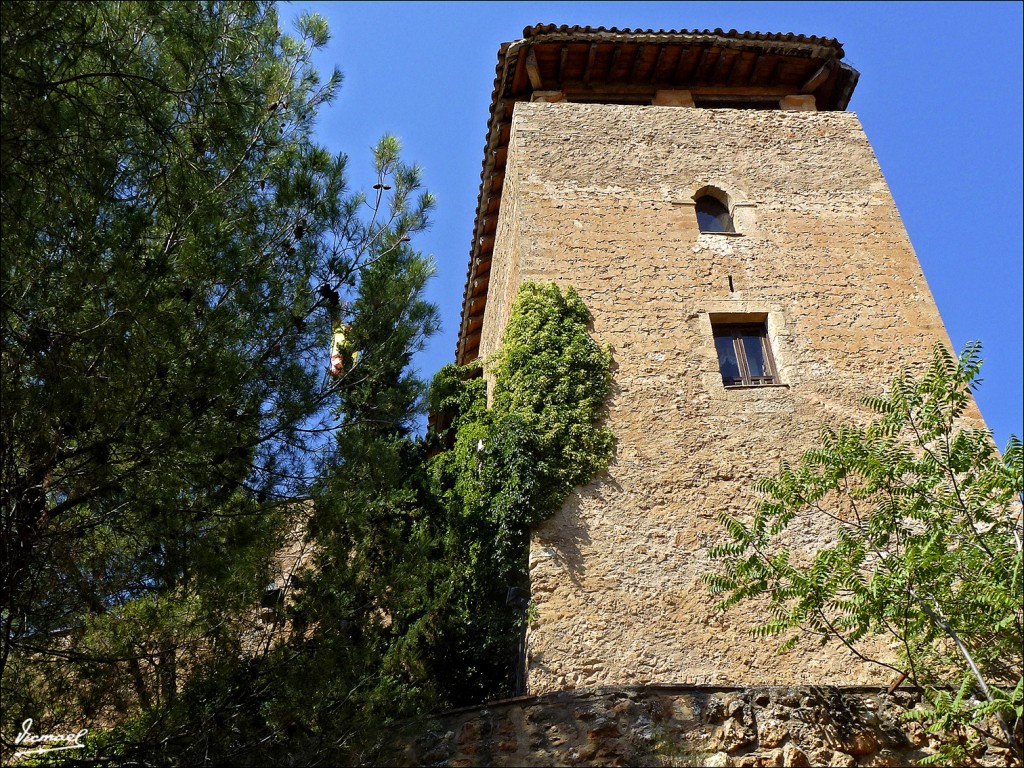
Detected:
left=259, top=232, right=443, bottom=761
left=0, top=1, right=434, bottom=755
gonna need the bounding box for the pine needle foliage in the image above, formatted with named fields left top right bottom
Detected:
left=706, top=343, right=1023, bottom=763
left=204, top=232, right=443, bottom=765
left=1, top=1, right=435, bottom=761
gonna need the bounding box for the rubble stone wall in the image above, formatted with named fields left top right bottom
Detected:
left=476, top=102, right=982, bottom=694
left=375, top=685, right=1011, bottom=767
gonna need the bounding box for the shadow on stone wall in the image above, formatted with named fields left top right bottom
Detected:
left=368, top=684, right=1011, bottom=767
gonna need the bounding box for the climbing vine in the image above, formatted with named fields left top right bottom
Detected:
left=427, top=282, right=614, bottom=700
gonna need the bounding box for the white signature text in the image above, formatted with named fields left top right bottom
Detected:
left=13, top=718, right=88, bottom=757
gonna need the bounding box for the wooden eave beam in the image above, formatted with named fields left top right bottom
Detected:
left=687, top=85, right=796, bottom=97
left=629, top=44, right=646, bottom=80
left=746, top=52, right=763, bottom=85
left=525, top=47, right=543, bottom=90
left=560, top=86, right=659, bottom=104
left=722, top=50, right=741, bottom=85
left=709, top=48, right=729, bottom=85
left=607, top=46, right=622, bottom=81
left=558, top=45, right=569, bottom=81
left=510, top=53, right=530, bottom=95
left=671, top=46, right=691, bottom=83
left=462, top=339, right=481, bottom=362
left=649, top=45, right=668, bottom=83
left=687, top=47, right=709, bottom=84
left=583, top=42, right=597, bottom=83
left=471, top=274, right=490, bottom=298
left=702, top=48, right=723, bottom=85
left=465, top=314, right=484, bottom=335
left=800, top=60, right=833, bottom=93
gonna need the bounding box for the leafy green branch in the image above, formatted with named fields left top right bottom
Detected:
left=706, top=343, right=1023, bottom=763
left=425, top=281, right=615, bottom=702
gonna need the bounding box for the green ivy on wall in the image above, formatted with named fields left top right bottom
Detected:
left=427, top=281, right=615, bottom=700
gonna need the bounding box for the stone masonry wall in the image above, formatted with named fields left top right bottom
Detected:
left=477, top=102, right=984, bottom=694
left=373, top=684, right=1012, bottom=767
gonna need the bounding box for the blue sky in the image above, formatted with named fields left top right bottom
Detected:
left=281, top=1, right=1023, bottom=447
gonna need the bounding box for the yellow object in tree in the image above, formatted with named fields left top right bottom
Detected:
left=329, top=322, right=358, bottom=376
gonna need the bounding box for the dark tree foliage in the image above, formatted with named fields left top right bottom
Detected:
left=245, top=283, right=611, bottom=763
left=107, top=231, right=441, bottom=766
left=0, top=1, right=434, bottom=758
left=257, top=241, right=442, bottom=761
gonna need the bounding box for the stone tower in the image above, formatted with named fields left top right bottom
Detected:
left=455, top=26, right=959, bottom=696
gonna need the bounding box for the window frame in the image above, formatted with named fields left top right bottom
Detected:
left=712, top=322, right=780, bottom=387
left=694, top=193, right=736, bottom=234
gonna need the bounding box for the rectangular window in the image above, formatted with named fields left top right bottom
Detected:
left=712, top=322, right=779, bottom=387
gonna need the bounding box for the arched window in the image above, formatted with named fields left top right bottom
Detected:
left=695, top=194, right=735, bottom=233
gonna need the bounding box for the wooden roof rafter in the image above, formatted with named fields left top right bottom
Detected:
left=629, top=44, right=646, bottom=80
left=607, top=46, right=622, bottom=82
left=649, top=45, right=668, bottom=83
left=583, top=42, right=597, bottom=82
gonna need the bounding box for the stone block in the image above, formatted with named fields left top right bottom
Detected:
left=457, top=718, right=486, bottom=746
left=757, top=718, right=790, bottom=748
left=532, top=90, right=565, bottom=103
left=781, top=743, right=810, bottom=767
left=841, top=730, right=879, bottom=756
left=719, top=717, right=756, bottom=753
left=653, top=89, right=695, bottom=107
left=780, top=94, right=817, bottom=111
left=587, top=717, right=620, bottom=740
